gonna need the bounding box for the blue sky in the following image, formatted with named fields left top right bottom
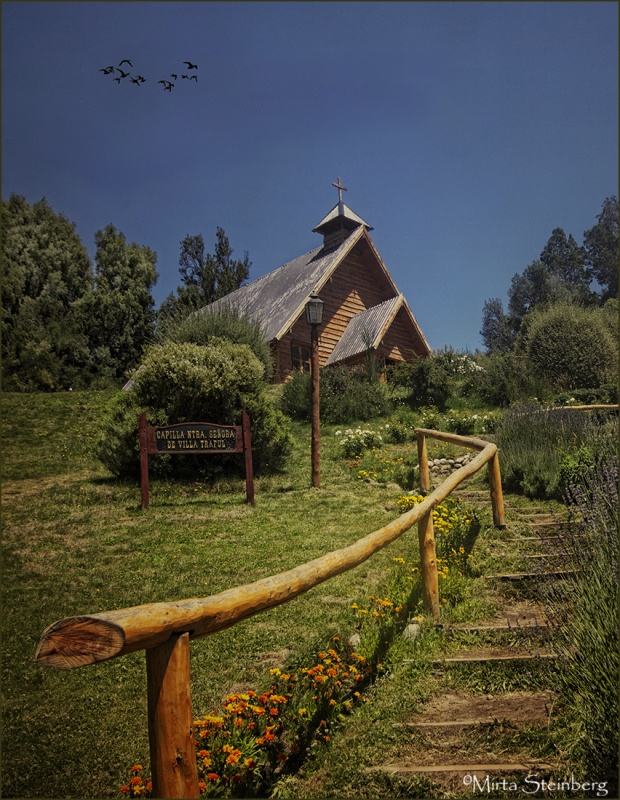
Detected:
left=2, top=1, right=617, bottom=351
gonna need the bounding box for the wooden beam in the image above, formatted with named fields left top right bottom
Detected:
left=36, top=442, right=499, bottom=669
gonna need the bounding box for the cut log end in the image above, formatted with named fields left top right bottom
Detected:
left=35, top=616, right=125, bottom=669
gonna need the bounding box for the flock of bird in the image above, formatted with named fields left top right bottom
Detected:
left=99, top=60, right=198, bottom=91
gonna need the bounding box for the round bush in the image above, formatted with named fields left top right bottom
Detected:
left=164, top=304, right=274, bottom=380
left=97, top=340, right=292, bottom=479
left=524, top=304, right=616, bottom=391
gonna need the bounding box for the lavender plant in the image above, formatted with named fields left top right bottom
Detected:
left=537, top=418, right=618, bottom=790
left=496, top=404, right=606, bottom=499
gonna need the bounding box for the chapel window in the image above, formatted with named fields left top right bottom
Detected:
left=291, top=343, right=311, bottom=373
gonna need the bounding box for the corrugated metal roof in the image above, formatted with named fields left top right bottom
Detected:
left=325, top=296, right=402, bottom=366
left=200, top=229, right=363, bottom=342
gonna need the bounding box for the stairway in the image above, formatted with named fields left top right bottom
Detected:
left=366, top=502, right=569, bottom=794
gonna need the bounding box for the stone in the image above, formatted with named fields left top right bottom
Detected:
left=403, top=623, right=421, bottom=641
left=349, top=633, right=361, bottom=648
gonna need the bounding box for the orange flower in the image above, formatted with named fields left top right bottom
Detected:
left=130, top=777, right=143, bottom=786
left=120, top=787, right=130, bottom=795
left=244, top=758, right=256, bottom=769
left=264, top=732, right=275, bottom=742
left=207, top=773, right=219, bottom=782
left=131, top=765, right=143, bottom=773
left=198, top=780, right=207, bottom=791
left=269, top=708, right=279, bottom=716
left=198, top=750, right=210, bottom=758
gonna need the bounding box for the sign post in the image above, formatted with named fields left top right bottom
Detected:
left=139, top=412, right=254, bottom=509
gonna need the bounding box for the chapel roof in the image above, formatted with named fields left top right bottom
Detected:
left=200, top=225, right=366, bottom=342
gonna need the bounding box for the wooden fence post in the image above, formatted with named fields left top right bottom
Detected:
left=139, top=412, right=149, bottom=510
left=146, top=633, right=200, bottom=799
left=416, top=431, right=431, bottom=492
left=418, top=509, right=440, bottom=619
left=242, top=410, right=255, bottom=506
left=487, top=452, right=506, bottom=529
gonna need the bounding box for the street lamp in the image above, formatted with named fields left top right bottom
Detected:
left=305, top=294, right=324, bottom=488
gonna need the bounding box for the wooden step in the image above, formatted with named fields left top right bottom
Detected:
left=368, top=762, right=556, bottom=775
left=429, top=653, right=555, bottom=666
left=498, top=536, right=561, bottom=543
left=485, top=569, right=576, bottom=581
left=448, top=622, right=551, bottom=633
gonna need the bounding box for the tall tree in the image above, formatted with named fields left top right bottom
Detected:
left=480, top=297, right=515, bottom=354
left=90, top=224, right=158, bottom=378
left=583, top=196, right=618, bottom=301
left=159, top=227, right=250, bottom=326
left=1, top=194, right=94, bottom=390
left=539, top=227, right=592, bottom=303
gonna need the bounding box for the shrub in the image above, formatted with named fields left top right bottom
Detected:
left=334, top=427, right=384, bottom=458
left=522, top=303, right=617, bottom=391
left=388, top=358, right=450, bottom=411
left=161, top=304, right=274, bottom=380
left=553, top=384, right=619, bottom=406
left=462, top=353, right=534, bottom=407
left=279, top=370, right=311, bottom=421
left=536, top=423, right=618, bottom=791
left=280, top=366, right=389, bottom=424
left=97, top=340, right=292, bottom=479
left=495, top=404, right=602, bottom=499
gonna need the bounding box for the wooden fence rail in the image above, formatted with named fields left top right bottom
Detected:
left=35, top=429, right=505, bottom=799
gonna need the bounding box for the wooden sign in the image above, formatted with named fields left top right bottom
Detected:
left=139, top=411, right=254, bottom=509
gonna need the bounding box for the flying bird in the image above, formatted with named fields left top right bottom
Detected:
left=114, top=77, right=122, bottom=83
left=183, top=61, right=197, bottom=69
left=119, top=59, right=133, bottom=67
left=135, top=75, right=146, bottom=82
left=181, top=74, right=188, bottom=79
left=164, top=84, right=173, bottom=92
left=170, top=73, right=177, bottom=80
left=117, top=69, right=130, bottom=78
left=130, top=77, right=141, bottom=85
left=99, top=66, right=114, bottom=74
left=189, top=75, right=197, bottom=82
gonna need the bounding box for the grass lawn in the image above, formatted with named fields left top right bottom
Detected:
left=2, top=390, right=567, bottom=798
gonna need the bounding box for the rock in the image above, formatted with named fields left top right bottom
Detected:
left=403, top=623, right=421, bottom=641
left=349, top=633, right=361, bottom=648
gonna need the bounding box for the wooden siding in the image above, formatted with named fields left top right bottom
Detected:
left=377, top=306, right=426, bottom=362
left=274, top=239, right=398, bottom=380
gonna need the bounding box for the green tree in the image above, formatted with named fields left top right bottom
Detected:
left=480, top=297, right=515, bottom=353
left=539, top=227, right=591, bottom=298
left=90, top=224, right=158, bottom=379
left=1, top=194, right=94, bottom=390
left=159, top=227, right=250, bottom=326
left=583, top=196, right=618, bottom=301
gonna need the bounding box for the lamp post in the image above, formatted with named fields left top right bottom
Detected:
left=305, top=293, right=324, bottom=488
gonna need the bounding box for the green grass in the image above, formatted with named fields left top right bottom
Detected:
left=1, top=390, right=581, bottom=798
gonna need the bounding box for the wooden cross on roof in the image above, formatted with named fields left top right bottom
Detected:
left=332, top=177, right=347, bottom=208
